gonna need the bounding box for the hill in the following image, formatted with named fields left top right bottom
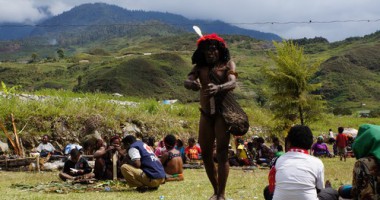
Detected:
left=0, top=3, right=281, bottom=42
left=318, top=41, right=380, bottom=109
left=1, top=32, right=379, bottom=112
left=74, top=53, right=195, bottom=101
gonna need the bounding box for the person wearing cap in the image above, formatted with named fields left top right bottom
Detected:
left=184, top=33, right=237, bottom=200
left=59, top=148, right=94, bottom=181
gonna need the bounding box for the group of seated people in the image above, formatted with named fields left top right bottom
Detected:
left=228, top=136, right=284, bottom=167
left=264, top=124, right=380, bottom=200
left=54, top=134, right=186, bottom=191
left=144, top=136, right=202, bottom=165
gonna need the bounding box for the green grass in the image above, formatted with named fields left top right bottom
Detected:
left=1, top=33, right=380, bottom=111
left=1, top=89, right=379, bottom=142
left=0, top=157, right=355, bottom=200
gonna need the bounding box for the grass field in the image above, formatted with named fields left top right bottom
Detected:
left=0, top=157, right=355, bottom=200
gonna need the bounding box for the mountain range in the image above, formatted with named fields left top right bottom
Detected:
left=0, top=3, right=281, bottom=41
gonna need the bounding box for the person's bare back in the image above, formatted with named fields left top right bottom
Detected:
left=160, top=135, right=184, bottom=181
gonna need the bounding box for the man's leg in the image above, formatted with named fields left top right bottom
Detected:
left=198, top=114, right=218, bottom=199
left=343, top=147, right=347, bottom=162
left=214, top=115, right=230, bottom=200
left=94, top=158, right=106, bottom=180
left=120, top=164, right=145, bottom=188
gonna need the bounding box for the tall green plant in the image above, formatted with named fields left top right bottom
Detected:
left=1, top=81, right=21, bottom=95
left=261, top=41, right=326, bottom=128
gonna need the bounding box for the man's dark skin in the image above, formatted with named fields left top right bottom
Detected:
left=184, top=40, right=237, bottom=200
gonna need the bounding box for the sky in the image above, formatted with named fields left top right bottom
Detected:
left=1, top=0, right=380, bottom=42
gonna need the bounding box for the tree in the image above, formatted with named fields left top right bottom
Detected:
left=57, top=49, right=65, bottom=59
left=261, top=41, right=325, bottom=127
left=30, top=53, right=39, bottom=63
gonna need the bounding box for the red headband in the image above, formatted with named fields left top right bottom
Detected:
left=197, top=33, right=227, bottom=47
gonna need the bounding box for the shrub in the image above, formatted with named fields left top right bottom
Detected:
left=369, top=108, right=380, bottom=118
left=332, top=107, right=352, bottom=116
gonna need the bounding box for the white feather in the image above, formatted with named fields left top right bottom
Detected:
left=192, top=26, right=203, bottom=37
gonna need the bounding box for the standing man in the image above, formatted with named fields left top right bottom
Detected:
left=336, top=127, right=348, bottom=161
left=120, top=135, right=165, bottom=192
left=184, top=33, right=237, bottom=200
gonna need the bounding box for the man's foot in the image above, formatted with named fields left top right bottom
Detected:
left=136, top=186, right=148, bottom=193
left=136, top=186, right=159, bottom=193
left=208, top=194, right=218, bottom=200
left=218, top=196, right=226, bottom=200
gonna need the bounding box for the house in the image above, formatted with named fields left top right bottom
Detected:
left=358, top=110, right=370, bottom=118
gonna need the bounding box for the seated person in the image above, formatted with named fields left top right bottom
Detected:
left=175, top=139, right=186, bottom=163
left=255, top=137, right=273, bottom=165
left=228, top=144, right=240, bottom=167
left=160, top=134, right=184, bottom=181
left=93, top=135, right=125, bottom=180
left=339, top=124, right=380, bottom=199
left=36, top=135, right=61, bottom=157
left=154, top=140, right=166, bottom=158
left=142, top=136, right=155, bottom=151
left=236, top=138, right=253, bottom=166
left=59, top=148, right=94, bottom=181
left=121, top=135, right=165, bottom=192
left=270, top=137, right=283, bottom=154
left=264, top=125, right=338, bottom=200
left=185, top=137, right=202, bottom=162
left=311, top=136, right=332, bottom=157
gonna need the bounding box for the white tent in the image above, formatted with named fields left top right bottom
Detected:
left=344, top=128, right=358, bottom=137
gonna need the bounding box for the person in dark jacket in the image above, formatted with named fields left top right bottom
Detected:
left=121, top=135, right=166, bottom=192
left=59, top=148, right=94, bottom=181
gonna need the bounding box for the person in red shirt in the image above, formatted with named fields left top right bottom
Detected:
left=336, top=127, right=348, bottom=161
left=185, top=137, right=202, bottom=162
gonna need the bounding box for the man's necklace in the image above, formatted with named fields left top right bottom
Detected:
left=288, top=148, right=309, bottom=154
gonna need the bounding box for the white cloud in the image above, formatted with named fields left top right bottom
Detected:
left=0, top=0, right=45, bottom=23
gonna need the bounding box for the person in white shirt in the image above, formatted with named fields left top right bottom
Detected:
left=328, top=128, right=336, bottom=144
left=271, top=125, right=338, bottom=200
left=36, top=135, right=61, bottom=157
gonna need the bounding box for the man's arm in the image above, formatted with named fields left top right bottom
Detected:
left=207, top=61, right=237, bottom=95
left=126, top=147, right=142, bottom=168
left=36, top=143, right=43, bottom=152
left=124, top=156, right=141, bottom=168
left=184, top=66, right=201, bottom=91
left=81, top=159, right=93, bottom=174
left=93, top=146, right=107, bottom=158
left=160, top=152, right=168, bottom=163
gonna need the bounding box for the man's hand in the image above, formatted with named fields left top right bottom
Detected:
left=185, top=80, right=201, bottom=91
left=206, top=83, right=220, bottom=96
